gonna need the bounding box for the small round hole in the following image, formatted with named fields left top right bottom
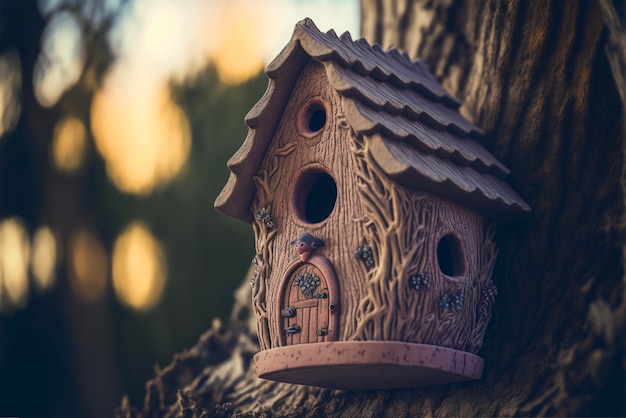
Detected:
left=298, top=99, right=327, bottom=137
left=293, top=169, right=337, bottom=224
left=437, top=233, right=466, bottom=277
left=308, top=108, right=326, bottom=132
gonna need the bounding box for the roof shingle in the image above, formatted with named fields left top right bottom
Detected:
left=215, top=18, right=530, bottom=223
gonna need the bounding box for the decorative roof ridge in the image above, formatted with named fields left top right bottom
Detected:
left=342, top=98, right=510, bottom=177
left=294, top=18, right=462, bottom=109
left=367, top=134, right=531, bottom=220
left=324, top=61, right=484, bottom=138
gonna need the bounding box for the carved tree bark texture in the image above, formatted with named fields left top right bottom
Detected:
left=117, top=1, right=626, bottom=416
left=349, top=133, right=498, bottom=353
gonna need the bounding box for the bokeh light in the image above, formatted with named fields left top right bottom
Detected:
left=91, top=80, right=191, bottom=194
left=109, top=0, right=215, bottom=82
left=0, top=218, right=31, bottom=310
left=51, top=117, right=87, bottom=173
left=0, top=1, right=360, bottom=416
left=31, top=226, right=57, bottom=292
left=0, top=49, right=22, bottom=139
left=107, top=0, right=359, bottom=88
left=208, top=1, right=265, bottom=84
left=88, top=0, right=358, bottom=195
left=68, top=229, right=108, bottom=303
left=112, top=222, right=166, bottom=311
left=140, top=2, right=182, bottom=62
left=34, top=10, right=84, bottom=107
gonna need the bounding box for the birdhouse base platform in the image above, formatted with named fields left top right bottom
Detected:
left=254, top=341, right=484, bottom=390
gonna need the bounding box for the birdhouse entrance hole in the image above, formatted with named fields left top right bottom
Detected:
left=298, top=98, right=327, bottom=137
left=308, top=108, right=326, bottom=132
left=437, top=233, right=466, bottom=277
left=292, top=168, right=337, bottom=224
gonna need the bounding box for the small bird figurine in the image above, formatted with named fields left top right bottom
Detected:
left=291, top=233, right=325, bottom=262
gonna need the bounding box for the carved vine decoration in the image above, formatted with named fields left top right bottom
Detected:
left=349, top=134, right=434, bottom=342
left=349, top=134, right=498, bottom=353
left=251, top=141, right=296, bottom=351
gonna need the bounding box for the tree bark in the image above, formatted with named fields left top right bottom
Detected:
left=118, top=1, right=626, bottom=416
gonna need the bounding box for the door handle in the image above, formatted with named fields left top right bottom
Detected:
left=280, top=307, right=296, bottom=317
left=280, top=306, right=296, bottom=318
left=285, top=324, right=301, bottom=335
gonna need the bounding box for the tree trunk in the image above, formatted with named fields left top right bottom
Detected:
left=117, top=1, right=626, bottom=416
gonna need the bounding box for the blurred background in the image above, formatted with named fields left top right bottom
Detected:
left=0, top=0, right=358, bottom=416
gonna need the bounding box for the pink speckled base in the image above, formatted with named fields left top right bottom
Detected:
left=254, top=341, right=484, bottom=390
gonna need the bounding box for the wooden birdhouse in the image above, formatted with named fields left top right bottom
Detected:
left=215, top=18, right=530, bottom=390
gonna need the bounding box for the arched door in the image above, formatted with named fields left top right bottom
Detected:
left=279, top=254, right=339, bottom=345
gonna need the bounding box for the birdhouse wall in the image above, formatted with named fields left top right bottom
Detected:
left=349, top=133, right=498, bottom=353
left=250, top=61, right=370, bottom=350
left=249, top=60, right=499, bottom=354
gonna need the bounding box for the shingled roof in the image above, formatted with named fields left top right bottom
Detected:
left=215, top=18, right=530, bottom=223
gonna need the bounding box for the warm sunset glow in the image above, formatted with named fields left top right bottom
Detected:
left=141, top=3, right=180, bottom=56
left=0, top=218, right=30, bottom=310
left=90, top=76, right=191, bottom=195
left=31, top=226, right=57, bottom=292
left=51, top=117, right=87, bottom=172
left=110, top=0, right=347, bottom=88
left=112, top=222, right=166, bottom=311
left=210, top=2, right=265, bottom=84
left=88, top=0, right=358, bottom=195
left=69, top=229, right=108, bottom=303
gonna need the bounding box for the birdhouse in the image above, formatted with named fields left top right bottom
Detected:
left=215, top=18, right=530, bottom=390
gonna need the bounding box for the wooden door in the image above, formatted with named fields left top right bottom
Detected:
left=279, top=255, right=339, bottom=345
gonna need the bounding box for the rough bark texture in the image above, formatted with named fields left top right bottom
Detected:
left=117, top=0, right=626, bottom=416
